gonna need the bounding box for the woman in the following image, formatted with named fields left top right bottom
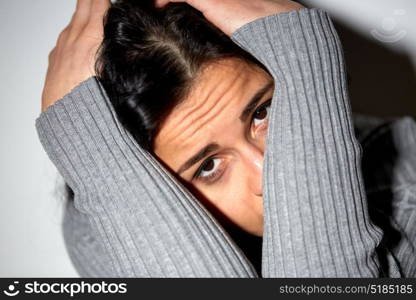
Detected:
left=38, top=0, right=416, bottom=277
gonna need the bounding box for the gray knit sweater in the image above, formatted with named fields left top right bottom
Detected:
left=35, top=8, right=416, bottom=277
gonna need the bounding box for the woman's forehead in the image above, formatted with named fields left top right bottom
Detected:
left=153, top=59, right=271, bottom=168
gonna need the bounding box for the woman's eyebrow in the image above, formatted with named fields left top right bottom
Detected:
left=239, top=80, right=274, bottom=122
left=176, top=80, right=274, bottom=175
left=177, top=143, right=220, bottom=175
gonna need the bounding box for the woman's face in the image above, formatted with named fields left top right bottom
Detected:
left=154, top=58, right=274, bottom=237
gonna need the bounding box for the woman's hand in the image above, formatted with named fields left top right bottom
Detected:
left=41, top=0, right=110, bottom=112
left=155, top=0, right=304, bottom=36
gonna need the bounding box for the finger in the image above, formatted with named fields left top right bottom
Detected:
left=155, top=0, right=171, bottom=7
left=155, top=0, right=210, bottom=15
left=155, top=0, right=166, bottom=7
left=56, top=25, right=71, bottom=45
left=48, top=47, right=56, bottom=63
left=75, top=0, right=110, bottom=42
left=87, top=0, right=111, bottom=30
left=90, top=0, right=111, bottom=18
left=70, top=0, right=93, bottom=31
left=155, top=0, right=194, bottom=7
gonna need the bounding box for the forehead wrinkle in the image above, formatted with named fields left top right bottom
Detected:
left=162, top=87, right=231, bottom=150
left=175, top=68, right=245, bottom=145
left=155, top=91, right=207, bottom=149
left=177, top=58, right=251, bottom=127
left=174, top=81, right=217, bottom=134
left=161, top=65, right=243, bottom=147
left=157, top=69, right=222, bottom=146
left=173, top=61, right=238, bottom=129
left=176, top=83, right=245, bottom=149
left=156, top=59, right=260, bottom=160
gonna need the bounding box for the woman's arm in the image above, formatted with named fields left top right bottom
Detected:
left=38, top=0, right=257, bottom=277
left=159, top=0, right=404, bottom=278
left=62, top=197, right=114, bottom=277
left=36, top=76, right=257, bottom=277
left=230, top=8, right=402, bottom=277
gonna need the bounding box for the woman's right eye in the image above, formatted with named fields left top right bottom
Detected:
left=194, top=157, right=224, bottom=184
left=199, top=158, right=219, bottom=176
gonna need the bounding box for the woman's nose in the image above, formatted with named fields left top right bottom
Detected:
left=242, top=143, right=264, bottom=196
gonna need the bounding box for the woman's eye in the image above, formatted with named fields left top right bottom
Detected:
left=194, top=157, right=223, bottom=183
left=198, top=158, right=220, bottom=177
left=252, top=100, right=271, bottom=127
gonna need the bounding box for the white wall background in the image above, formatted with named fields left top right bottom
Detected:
left=0, top=0, right=415, bottom=277
left=0, top=0, right=78, bottom=277
left=306, top=0, right=416, bottom=63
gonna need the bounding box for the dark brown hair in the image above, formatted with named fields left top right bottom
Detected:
left=96, top=0, right=263, bottom=151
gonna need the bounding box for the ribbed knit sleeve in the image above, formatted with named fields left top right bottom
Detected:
left=36, top=8, right=407, bottom=278
left=231, top=8, right=402, bottom=277
left=35, top=77, right=257, bottom=277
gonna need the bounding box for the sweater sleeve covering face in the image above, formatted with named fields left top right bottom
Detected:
left=36, top=8, right=414, bottom=277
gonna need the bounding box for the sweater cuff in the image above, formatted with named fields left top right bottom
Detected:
left=36, top=77, right=104, bottom=191
left=231, top=8, right=342, bottom=80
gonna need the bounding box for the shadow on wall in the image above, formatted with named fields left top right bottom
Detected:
left=332, top=20, right=416, bottom=118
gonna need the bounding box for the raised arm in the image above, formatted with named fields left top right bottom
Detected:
left=38, top=0, right=257, bottom=277
left=158, top=0, right=404, bottom=277
left=230, top=8, right=402, bottom=276
left=37, top=76, right=260, bottom=277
